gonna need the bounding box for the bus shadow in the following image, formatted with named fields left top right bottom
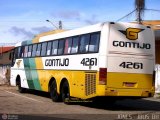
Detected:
left=79, top=98, right=160, bottom=111
left=23, top=89, right=51, bottom=98
left=20, top=89, right=160, bottom=111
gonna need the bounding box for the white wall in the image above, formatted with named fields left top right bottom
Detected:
left=0, top=66, right=10, bottom=84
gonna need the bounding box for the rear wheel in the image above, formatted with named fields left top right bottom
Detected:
left=50, top=80, right=60, bottom=102
left=61, top=81, right=70, bottom=103
left=17, top=77, right=26, bottom=93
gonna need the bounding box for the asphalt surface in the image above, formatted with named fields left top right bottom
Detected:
left=0, top=84, right=160, bottom=120
left=0, top=73, right=160, bottom=120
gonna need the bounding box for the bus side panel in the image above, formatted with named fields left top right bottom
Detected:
left=10, top=59, right=29, bottom=89
left=34, top=57, right=48, bottom=92
left=22, top=58, right=42, bottom=90
left=10, top=68, right=18, bottom=86
left=43, top=70, right=98, bottom=99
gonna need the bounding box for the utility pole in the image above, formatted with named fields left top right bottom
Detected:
left=59, top=21, right=62, bottom=29
left=46, top=20, right=59, bottom=29
left=135, top=0, right=145, bottom=24
left=46, top=20, right=62, bottom=30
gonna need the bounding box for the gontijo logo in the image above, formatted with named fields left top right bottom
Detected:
left=119, top=28, right=144, bottom=40
left=112, top=27, right=151, bottom=49
left=16, top=60, right=22, bottom=68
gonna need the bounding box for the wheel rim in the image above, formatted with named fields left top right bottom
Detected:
left=62, top=84, right=70, bottom=102
left=51, top=86, right=57, bottom=98
left=50, top=81, right=59, bottom=101
left=18, top=84, right=21, bottom=90
left=18, top=82, right=21, bottom=90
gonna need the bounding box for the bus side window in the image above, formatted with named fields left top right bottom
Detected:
left=32, top=44, right=37, bottom=57
left=20, top=46, right=25, bottom=58
left=89, top=32, right=100, bottom=52
left=18, top=47, right=21, bottom=58
left=10, top=49, right=15, bottom=66
left=14, top=47, right=18, bottom=59
left=64, top=37, right=72, bottom=54
left=41, top=42, right=47, bottom=56
left=71, top=36, right=79, bottom=54
left=79, top=34, right=90, bottom=53
left=24, top=46, right=28, bottom=57
left=28, top=45, right=32, bottom=57
left=36, top=44, right=41, bottom=57
left=58, top=39, right=65, bottom=55
left=51, top=41, right=58, bottom=55
left=46, top=41, right=52, bottom=56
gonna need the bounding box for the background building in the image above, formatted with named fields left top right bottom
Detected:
left=0, top=46, right=14, bottom=84
left=141, top=20, right=160, bottom=64
left=0, top=46, right=14, bottom=66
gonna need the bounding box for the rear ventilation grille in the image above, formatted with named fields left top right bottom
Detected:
left=85, top=74, right=96, bottom=96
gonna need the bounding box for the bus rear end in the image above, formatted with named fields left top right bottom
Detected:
left=105, top=22, right=155, bottom=98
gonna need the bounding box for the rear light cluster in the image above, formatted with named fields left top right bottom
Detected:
left=152, top=71, right=156, bottom=86
left=99, top=68, right=107, bottom=85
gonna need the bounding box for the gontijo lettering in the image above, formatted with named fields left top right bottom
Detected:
left=113, top=41, right=151, bottom=49
left=45, top=58, right=69, bottom=66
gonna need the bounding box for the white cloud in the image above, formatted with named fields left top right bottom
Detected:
left=9, top=26, right=34, bottom=39
left=52, top=10, right=81, bottom=19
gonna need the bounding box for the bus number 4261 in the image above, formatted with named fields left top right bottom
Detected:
left=119, top=62, right=143, bottom=69
left=81, top=58, right=97, bottom=66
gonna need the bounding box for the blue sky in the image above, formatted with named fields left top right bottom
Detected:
left=0, top=0, right=159, bottom=44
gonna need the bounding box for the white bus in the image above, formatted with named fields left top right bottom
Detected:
left=10, top=22, right=155, bottom=103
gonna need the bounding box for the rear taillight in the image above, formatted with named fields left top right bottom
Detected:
left=99, top=68, right=107, bottom=85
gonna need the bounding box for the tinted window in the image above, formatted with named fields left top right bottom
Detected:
left=89, top=33, right=100, bottom=52
left=41, top=42, right=47, bottom=56
left=14, top=48, right=18, bottom=59
left=46, top=41, right=52, bottom=56
left=20, top=46, right=25, bottom=57
left=24, top=46, right=28, bottom=57
left=36, top=44, right=41, bottom=56
left=79, top=34, right=90, bottom=53
left=32, top=44, right=37, bottom=57
left=58, top=40, right=65, bottom=55
left=51, top=41, right=58, bottom=55
left=71, top=36, right=79, bottom=54
left=17, top=47, right=21, bottom=58
left=28, top=45, right=32, bottom=57
left=64, top=38, right=72, bottom=54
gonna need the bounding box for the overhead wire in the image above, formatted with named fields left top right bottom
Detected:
left=116, top=8, right=160, bottom=22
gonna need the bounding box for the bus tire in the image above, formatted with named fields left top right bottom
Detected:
left=50, top=80, right=60, bottom=102
left=17, top=77, right=26, bottom=93
left=61, top=81, right=70, bottom=104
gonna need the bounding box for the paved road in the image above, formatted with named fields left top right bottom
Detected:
left=0, top=86, right=160, bottom=120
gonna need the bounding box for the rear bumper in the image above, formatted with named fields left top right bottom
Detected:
left=104, top=87, right=155, bottom=97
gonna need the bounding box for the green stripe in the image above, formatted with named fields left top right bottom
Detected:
left=29, top=58, right=41, bottom=90
left=24, top=58, right=35, bottom=89
left=22, top=40, right=41, bottom=90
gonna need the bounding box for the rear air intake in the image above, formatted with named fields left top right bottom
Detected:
left=85, top=74, right=96, bottom=96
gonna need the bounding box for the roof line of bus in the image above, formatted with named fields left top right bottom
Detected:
left=14, top=22, right=110, bottom=47
left=15, top=21, right=139, bottom=47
